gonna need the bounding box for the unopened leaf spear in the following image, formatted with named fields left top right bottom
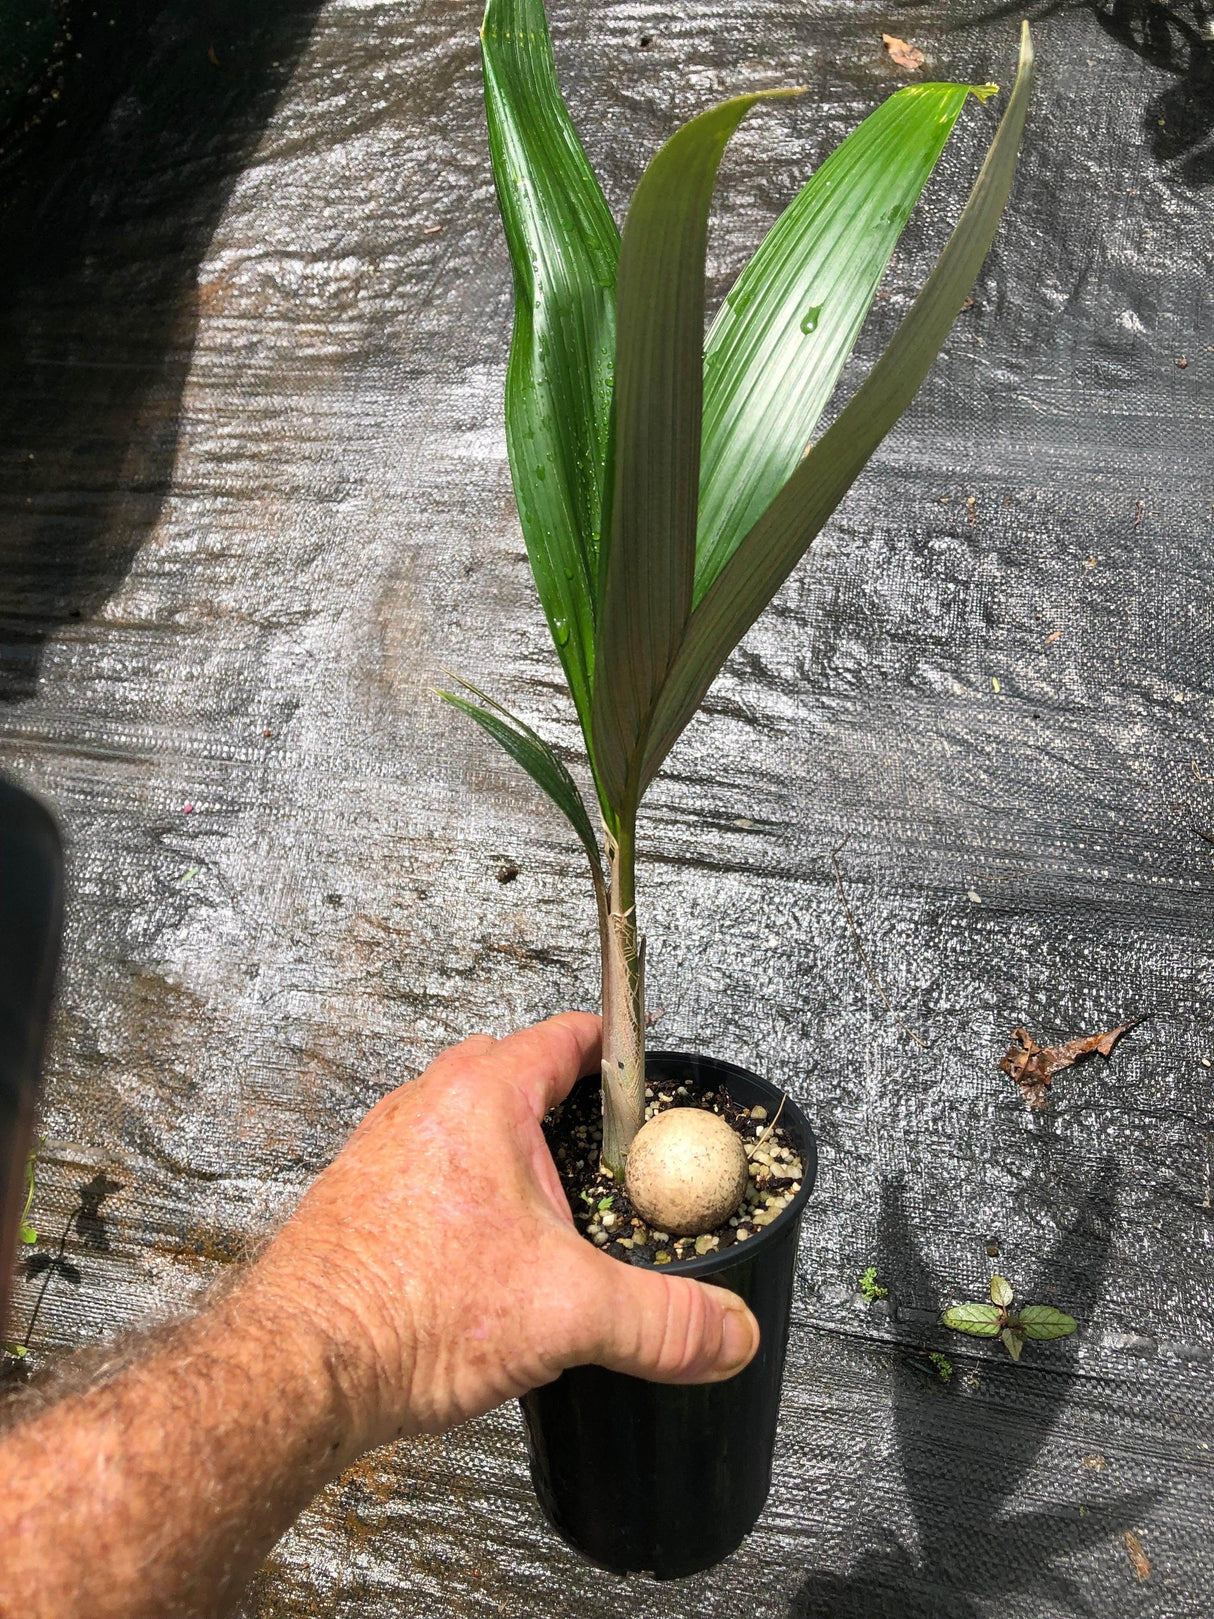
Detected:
left=443, top=0, right=1034, bottom=1180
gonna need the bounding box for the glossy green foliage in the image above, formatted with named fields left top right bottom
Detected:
left=481, top=0, right=618, bottom=744
left=591, top=89, right=798, bottom=812
left=641, top=33, right=1033, bottom=790
left=695, top=79, right=991, bottom=601
left=452, top=0, right=1032, bottom=854
left=437, top=678, right=604, bottom=889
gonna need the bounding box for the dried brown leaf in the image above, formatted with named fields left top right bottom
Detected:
left=1124, top=1530, right=1151, bottom=1583
left=998, top=1019, right=1140, bottom=1108
left=882, top=33, right=925, bottom=71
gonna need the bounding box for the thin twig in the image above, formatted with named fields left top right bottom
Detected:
left=829, top=834, right=930, bottom=1051
left=975, top=867, right=1042, bottom=886
left=746, top=1093, right=787, bottom=1159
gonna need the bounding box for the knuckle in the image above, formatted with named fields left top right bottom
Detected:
left=359, top=1084, right=409, bottom=1131
left=657, top=1279, right=708, bottom=1377
left=456, top=1032, right=498, bottom=1056
left=551, top=1020, right=584, bottom=1072
left=426, top=1035, right=495, bottom=1080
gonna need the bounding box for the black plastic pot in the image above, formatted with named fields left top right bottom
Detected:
left=520, top=1050, right=817, bottom=1579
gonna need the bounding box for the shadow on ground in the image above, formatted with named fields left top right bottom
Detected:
left=2, top=1168, right=124, bottom=1386
left=0, top=0, right=325, bottom=701
left=1090, top=0, right=1214, bottom=182
left=895, top=0, right=1213, bottom=184
left=792, top=1162, right=1156, bottom=1617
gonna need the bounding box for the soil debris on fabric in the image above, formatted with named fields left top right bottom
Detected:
left=544, top=1078, right=802, bottom=1267
left=881, top=33, right=924, bottom=71
left=998, top=1020, right=1141, bottom=1108
left=1124, top=1530, right=1152, bottom=1583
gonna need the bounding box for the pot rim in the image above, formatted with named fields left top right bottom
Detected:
left=608, top=1048, right=817, bottom=1281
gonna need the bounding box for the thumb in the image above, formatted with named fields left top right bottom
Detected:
left=570, top=1246, right=760, bottom=1384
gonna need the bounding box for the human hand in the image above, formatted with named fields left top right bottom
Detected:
left=247, top=1013, right=760, bottom=1451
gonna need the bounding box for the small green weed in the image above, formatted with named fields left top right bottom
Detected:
left=4, top=1142, right=42, bottom=1364
left=858, top=1266, right=888, bottom=1302
left=18, top=1142, right=40, bottom=1244
left=942, top=1274, right=1076, bottom=1362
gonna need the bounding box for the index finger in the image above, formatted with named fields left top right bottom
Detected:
left=486, top=1012, right=602, bottom=1117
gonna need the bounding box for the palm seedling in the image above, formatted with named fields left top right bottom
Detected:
left=443, top=0, right=1034, bottom=1183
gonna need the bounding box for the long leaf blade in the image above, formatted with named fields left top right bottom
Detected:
left=641, top=25, right=1034, bottom=791
left=591, top=88, right=799, bottom=813
left=481, top=0, right=619, bottom=738
left=697, top=81, right=990, bottom=600
left=438, top=678, right=603, bottom=882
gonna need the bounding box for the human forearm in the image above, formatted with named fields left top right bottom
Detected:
left=0, top=1271, right=361, bottom=1619
left=0, top=1017, right=757, bottom=1616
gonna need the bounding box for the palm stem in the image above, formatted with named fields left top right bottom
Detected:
left=600, top=817, right=645, bottom=1178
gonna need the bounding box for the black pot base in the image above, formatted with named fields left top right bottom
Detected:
left=534, top=1494, right=752, bottom=1582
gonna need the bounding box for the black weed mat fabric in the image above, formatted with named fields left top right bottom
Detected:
left=0, top=3, right=1211, bottom=1615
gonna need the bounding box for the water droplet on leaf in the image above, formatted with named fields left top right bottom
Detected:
left=800, top=305, right=822, bottom=334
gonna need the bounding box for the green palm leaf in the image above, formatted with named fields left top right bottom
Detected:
left=438, top=677, right=604, bottom=890
left=640, top=24, right=1034, bottom=791
left=696, top=79, right=995, bottom=601
left=590, top=89, right=799, bottom=815
left=481, top=0, right=619, bottom=743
